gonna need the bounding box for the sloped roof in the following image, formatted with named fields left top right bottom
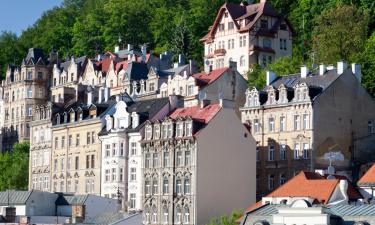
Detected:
left=170, top=104, right=222, bottom=124
left=26, top=48, right=45, bottom=63
left=0, top=190, right=32, bottom=205
left=56, top=194, right=88, bottom=205
left=126, top=62, right=149, bottom=81
left=358, top=164, right=375, bottom=186
left=193, top=67, right=229, bottom=86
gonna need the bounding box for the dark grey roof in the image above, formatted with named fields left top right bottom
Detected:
left=109, top=213, right=142, bottom=225
left=326, top=204, right=375, bottom=216
left=126, top=62, right=149, bottom=81
left=25, top=48, right=45, bottom=63
left=116, top=49, right=142, bottom=59
left=162, top=64, right=189, bottom=76
left=55, top=194, right=88, bottom=205
left=58, top=56, right=87, bottom=74
left=85, top=212, right=136, bottom=225
left=0, top=190, right=32, bottom=205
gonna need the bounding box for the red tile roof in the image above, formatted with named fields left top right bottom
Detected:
left=96, top=58, right=113, bottom=74
left=115, top=61, right=129, bottom=73
left=169, top=104, right=222, bottom=124
left=240, top=171, right=362, bottom=223
left=358, top=163, right=375, bottom=185
left=193, top=67, right=229, bottom=86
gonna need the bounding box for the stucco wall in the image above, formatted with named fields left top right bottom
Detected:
left=196, top=108, right=256, bottom=225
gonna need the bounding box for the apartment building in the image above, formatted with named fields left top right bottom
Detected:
left=141, top=101, right=256, bottom=225
left=201, top=0, right=293, bottom=77
left=1, top=48, right=52, bottom=151
left=99, top=96, right=172, bottom=211
left=50, top=88, right=116, bottom=195
left=29, top=102, right=59, bottom=192
left=240, top=62, right=375, bottom=198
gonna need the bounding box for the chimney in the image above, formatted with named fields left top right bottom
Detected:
left=115, top=46, right=120, bottom=53
left=229, top=61, right=237, bottom=71
left=127, top=44, right=132, bottom=51
left=169, top=95, right=179, bottom=110
left=104, top=87, right=110, bottom=102
left=319, top=64, right=326, bottom=76
left=351, top=63, right=362, bottom=83
left=266, top=71, right=277, bottom=86
left=131, top=112, right=139, bottom=129
left=178, top=54, right=185, bottom=65
left=300, top=65, right=309, bottom=78
left=98, top=88, right=103, bottom=103
left=189, top=60, right=198, bottom=74
left=141, top=44, right=147, bottom=62
left=337, top=61, right=347, bottom=75
left=198, top=92, right=209, bottom=108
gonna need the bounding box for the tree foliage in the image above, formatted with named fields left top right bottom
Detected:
left=206, top=209, right=243, bottom=225
left=0, top=142, right=30, bottom=191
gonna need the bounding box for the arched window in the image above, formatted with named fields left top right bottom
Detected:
left=27, top=88, right=32, bottom=98
left=268, top=174, right=274, bottom=190
left=56, top=114, right=60, bottom=125
left=152, top=177, right=158, bottom=194
left=163, top=176, right=169, bottom=194
left=144, top=206, right=150, bottom=224
left=240, top=55, right=245, bottom=67
left=145, top=178, right=151, bottom=195
left=152, top=205, right=157, bottom=223
left=176, top=177, right=182, bottom=194
left=175, top=205, right=182, bottom=224
left=280, top=174, right=286, bottom=185
left=183, top=205, right=190, bottom=224
left=163, top=205, right=168, bottom=224
left=184, top=176, right=190, bottom=194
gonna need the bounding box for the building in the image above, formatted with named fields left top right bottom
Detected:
left=29, top=103, right=58, bottom=192
left=201, top=0, right=294, bottom=77
left=239, top=170, right=375, bottom=225
left=1, top=48, right=53, bottom=151
left=141, top=101, right=256, bottom=225
left=357, top=163, right=375, bottom=202
left=99, top=96, right=172, bottom=212
left=240, top=62, right=375, bottom=198
left=50, top=87, right=116, bottom=195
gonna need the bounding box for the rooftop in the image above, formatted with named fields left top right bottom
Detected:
left=169, top=104, right=222, bottom=124
left=358, top=163, right=375, bottom=186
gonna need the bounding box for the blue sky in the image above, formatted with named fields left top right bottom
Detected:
left=0, top=0, right=63, bottom=35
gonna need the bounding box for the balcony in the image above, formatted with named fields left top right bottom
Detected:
left=214, top=48, right=226, bottom=56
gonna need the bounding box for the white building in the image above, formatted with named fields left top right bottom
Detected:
left=201, top=0, right=294, bottom=77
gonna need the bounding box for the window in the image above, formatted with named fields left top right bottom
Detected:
left=268, top=117, right=275, bottom=132
left=105, top=144, right=110, bottom=157
left=280, top=116, right=286, bottom=132
left=280, top=174, right=286, bottom=185
left=74, top=180, right=79, bottom=192
left=61, top=136, right=65, bottom=148
left=185, top=122, right=192, bottom=136
left=130, top=142, right=137, bottom=155
left=145, top=153, right=151, bottom=168
left=86, top=155, right=90, bottom=169
left=130, top=194, right=136, bottom=209
left=283, top=39, right=287, bottom=50
left=86, top=132, right=91, bottom=144
left=268, top=174, right=274, bottom=190
left=176, top=123, right=183, bottom=137
left=28, top=107, right=33, bottom=116
left=175, top=206, right=182, bottom=224
left=163, top=206, right=168, bottom=224
left=260, top=19, right=268, bottom=29
left=263, top=39, right=271, bottom=48
left=76, top=134, right=80, bottom=146
left=55, top=137, right=59, bottom=149
left=240, top=55, right=245, bottom=67
left=176, top=151, right=183, bottom=166
left=183, top=206, right=190, bottom=224
left=91, top=132, right=95, bottom=143
left=262, top=55, right=267, bottom=66
left=120, top=143, right=124, bottom=156
left=119, top=168, right=124, bottom=181
left=130, top=168, right=136, bottom=181
left=145, top=179, right=151, bottom=195
left=163, top=177, right=169, bottom=194
left=60, top=158, right=65, bottom=171
left=294, top=143, right=300, bottom=159
left=164, top=151, right=169, bottom=167
left=60, top=181, right=65, bottom=192
left=254, top=119, right=260, bottom=133
left=218, top=23, right=224, bottom=31
left=185, top=151, right=191, bottom=166
left=168, top=124, right=173, bottom=137
left=280, top=144, right=286, bottom=160
left=153, top=153, right=159, bottom=167
left=91, top=155, right=95, bottom=168
left=54, top=159, right=58, bottom=172
left=146, top=126, right=152, bottom=140
left=256, top=147, right=260, bottom=162
left=68, top=135, right=73, bottom=147
left=105, top=169, right=110, bottom=182
left=112, top=143, right=117, bottom=156
left=67, top=157, right=71, bottom=170
left=27, top=88, right=32, bottom=98
left=303, top=143, right=309, bottom=159
left=294, top=115, right=300, bottom=130
left=368, top=120, right=374, bottom=134
left=303, top=114, right=309, bottom=130
left=27, top=71, right=33, bottom=80
left=75, top=156, right=79, bottom=170
left=152, top=177, right=158, bottom=194
left=176, top=178, right=182, bottom=194
left=112, top=168, right=117, bottom=181
left=228, top=22, right=234, bottom=30
left=268, top=145, right=274, bottom=161
left=184, top=177, right=190, bottom=194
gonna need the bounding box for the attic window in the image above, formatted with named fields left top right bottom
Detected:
left=224, top=12, right=228, bottom=18
left=228, top=22, right=234, bottom=30
left=218, top=23, right=225, bottom=31
left=280, top=23, right=287, bottom=30
left=260, top=19, right=268, bottom=29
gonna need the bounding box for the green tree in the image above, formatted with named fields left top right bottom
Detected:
left=0, top=31, right=24, bottom=77
left=312, top=4, right=369, bottom=64
left=358, top=32, right=375, bottom=97
left=0, top=142, right=29, bottom=191
left=206, top=209, right=243, bottom=225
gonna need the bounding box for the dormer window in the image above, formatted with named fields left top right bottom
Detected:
left=176, top=122, right=184, bottom=137
left=56, top=114, right=60, bottom=125
left=224, top=12, right=228, bottom=18
left=70, top=111, right=75, bottom=123
left=154, top=125, right=160, bottom=139
left=162, top=124, right=168, bottom=139
left=63, top=113, right=68, bottom=123
left=78, top=110, right=83, bottom=121
left=145, top=125, right=152, bottom=140
left=218, top=23, right=224, bottom=31
left=131, top=112, right=139, bottom=129
left=167, top=123, right=173, bottom=138
left=260, top=19, right=268, bottom=29
left=27, top=71, right=33, bottom=80
left=185, top=121, right=192, bottom=136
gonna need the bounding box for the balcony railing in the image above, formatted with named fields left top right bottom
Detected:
left=214, top=48, right=226, bottom=56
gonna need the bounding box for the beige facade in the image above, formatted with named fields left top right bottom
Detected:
left=201, top=1, right=293, bottom=77
left=29, top=103, right=54, bottom=191
left=50, top=97, right=115, bottom=195
left=241, top=62, right=375, bottom=198
left=141, top=103, right=256, bottom=225
left=1, top=48, right=51, bottom=151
